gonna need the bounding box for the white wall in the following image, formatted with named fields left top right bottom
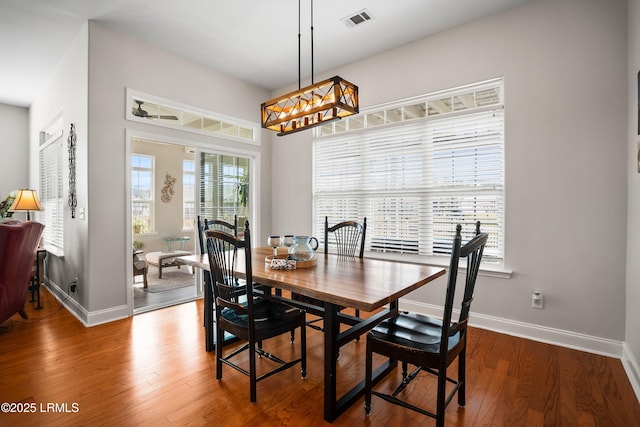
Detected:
left=29, top=23, right=89, bottom=311
left=271, top=0, right=629, bottom=347
left=84, top=22, right=272, bottom=320
left=0, top=103, right=29, bottom=202
left=627, top=0, right=640, bottom=400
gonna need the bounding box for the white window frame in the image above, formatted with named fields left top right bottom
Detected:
left=313, top=79, right=505, bottom=269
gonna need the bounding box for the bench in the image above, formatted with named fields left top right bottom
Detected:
left=144, top=250, right=192, bottom=279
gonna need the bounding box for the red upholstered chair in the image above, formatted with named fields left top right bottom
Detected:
left=0, top=220, right=45, bottom=323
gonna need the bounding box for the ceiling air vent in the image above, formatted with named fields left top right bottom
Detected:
left=341, top=9, right=374, bottom=28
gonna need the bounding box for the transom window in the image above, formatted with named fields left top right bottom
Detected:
left=126, top=89, right=258, bottom=144
left=313, top=79, right=504, bottom=264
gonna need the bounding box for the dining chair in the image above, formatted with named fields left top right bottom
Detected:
left=364, top=221, right=488, bottom=427
left=197, top=215, right=237, bottom=255
left=292, top=216, right=367, bottom=333
left=206, top=221, right=307, bottom=402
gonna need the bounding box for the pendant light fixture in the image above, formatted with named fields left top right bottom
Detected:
left=261, top=0, right=359, bottom=136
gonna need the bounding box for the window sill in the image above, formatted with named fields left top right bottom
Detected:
left=364, top=252, right=512, bottom=279
left=44, top=245, right=64, bottom=258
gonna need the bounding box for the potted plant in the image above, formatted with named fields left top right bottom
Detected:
left=0, top=191, right=16, bottom=218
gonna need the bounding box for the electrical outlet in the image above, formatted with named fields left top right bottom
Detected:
left=532, top=291, right=543, bottom=309
left=70, top=277, right=78, bottom=294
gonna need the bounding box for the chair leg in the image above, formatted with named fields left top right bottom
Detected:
left=300, top=318, right=307, bottom=378
left=458, top=347, right=466, bottom=406
left=364, top=338, right=372, bottom=415
left=436, top=367, right=447, bottom=427
left=215, top=326, right=224, bottom=380
left=249, top=340, right=257, bottom=402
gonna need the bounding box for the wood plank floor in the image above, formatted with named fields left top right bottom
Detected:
left=1, top=287, right=639, bottom=426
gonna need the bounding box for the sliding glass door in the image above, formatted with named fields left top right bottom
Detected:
left=199, top=152, right=250, bottom=233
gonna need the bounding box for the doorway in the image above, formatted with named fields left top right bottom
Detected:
left=131, top=138, right=198, bottom=313
left=129, top=136, right=254, bottom=314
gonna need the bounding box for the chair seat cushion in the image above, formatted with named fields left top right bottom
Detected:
left=370, top=312, right=460, bottom=354
left=221, top=299, right=300, bottom=328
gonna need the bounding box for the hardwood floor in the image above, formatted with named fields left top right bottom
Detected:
left=1, top=287, right=639, bottom=426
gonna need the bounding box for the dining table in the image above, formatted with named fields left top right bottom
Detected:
left=178, top=247, right=446, bottom=422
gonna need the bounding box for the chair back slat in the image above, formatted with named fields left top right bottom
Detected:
left=324, top=216, right=367, bottom=258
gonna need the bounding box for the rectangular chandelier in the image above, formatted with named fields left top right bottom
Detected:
left=261, top=76, right=359, bottom=136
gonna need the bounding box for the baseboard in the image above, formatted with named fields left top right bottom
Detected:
left=400, top=299, right=624, bottom=359
left=44, top=282, right=129, bottom=327
left=622, top=343, right=640, bottom=403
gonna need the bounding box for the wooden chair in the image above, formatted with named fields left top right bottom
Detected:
left=292, top=216, right=366, bottom=333
left=206, top=221, right=307, bottom=402
left=324, top=216, right=367, bottom=258
left=197, top=215, right=237, bottom=255
left=364, top=222, right=488, bottom=427
left=133, top=250, right=148, bottom=288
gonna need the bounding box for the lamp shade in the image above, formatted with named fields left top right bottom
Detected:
left=9, top=189, right=43, bottom=220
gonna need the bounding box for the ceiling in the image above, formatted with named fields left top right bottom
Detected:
left=0, top=0, right=530, bottom=108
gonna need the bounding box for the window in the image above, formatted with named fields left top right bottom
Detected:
left=200, top=153, right=249, bottom=228
left=39, top=126, right=64, bottom=253
left=132, top=154, right=154, bottom=234
left=126, top=89, right=258, bottom=144
left=183, top=159, right=195, bottom=229
left=313, top=79, right=504, bottom=264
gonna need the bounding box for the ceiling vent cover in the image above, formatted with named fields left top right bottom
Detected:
left=341, top=9, right=374, bottom=28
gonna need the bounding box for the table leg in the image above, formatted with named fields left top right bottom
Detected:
left=324, top=302, right=339, bottom=421
left=322, top=300, right=400, bottom=422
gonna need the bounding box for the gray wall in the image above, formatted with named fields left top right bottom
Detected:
left=28, top=21, right=272, bottom=324
left=0, top=103, right=29, bottom=204
left=627, top=0, right=640, bottom=400
left=271, top=0, right=629, bottom=352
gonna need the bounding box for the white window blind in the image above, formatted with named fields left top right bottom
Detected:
left=313, top=81, right=504, bottom=263
left=39, top=131, right=64, bottom=252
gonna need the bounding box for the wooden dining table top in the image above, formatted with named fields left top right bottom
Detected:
left=179, top=247, right=446, bottom=312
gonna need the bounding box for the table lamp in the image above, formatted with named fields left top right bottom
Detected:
left=9, top=189, right=43, bottom=220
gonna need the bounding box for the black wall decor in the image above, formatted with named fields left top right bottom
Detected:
left=68, top=123, right=77, bottom=218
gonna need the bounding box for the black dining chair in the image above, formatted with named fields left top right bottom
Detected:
left=292, top=216, right=367, bottom=333
left=206, top=221, right=307, bottom=402
left=364, top=221, right=488, bottom=427
left=197, top=215, right=237, bottom=255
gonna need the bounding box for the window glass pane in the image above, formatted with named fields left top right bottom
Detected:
left=200, top=153, right=250, bottom=232
left=183, top=159, right=195, bottom=229
left=132, top=154, right=154, bottom=233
